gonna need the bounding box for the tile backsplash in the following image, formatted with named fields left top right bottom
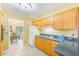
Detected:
left=40, top=26, right=78, bottom=38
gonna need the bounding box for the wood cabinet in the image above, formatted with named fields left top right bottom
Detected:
left=54, top=13, right=64, bottom=30
left=49, top=40, right=60, bottom=56
left=35, top=36, right=60, bottom=56
left=63, top=8, right=78, bottom=29
left=54, top=8, right=78, bottom=30
left=35, top=36, right=45, bottom=51
left=43, top=40, right=50, bottom=55
left=33, top=7, right=78, bottom=30
left=32, top=18, right=45, bottom=26
left=32, top=16, right=54, bottom=27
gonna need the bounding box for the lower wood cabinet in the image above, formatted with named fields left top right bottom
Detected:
left=35, top=36, right=60, bottom=56
left=49, top=40, right=60, bottom=56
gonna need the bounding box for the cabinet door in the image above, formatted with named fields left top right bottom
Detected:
left=32, top=18, right=46, bottom=26
left=44, top=40, right=50, bottom=55
left=39, top=38, right=45, bottom=51
left=63, top=8, right=78, bottom=29
left=35, top=36, right=45, bottom=51
left=45, top=16, right=54, bottom=26
left=54, top=13, right=64, bottom=30
left=32, top=16, right=54, bottom=27
left=40, top=19, right=49, bottom=26
left=35, top=36, right=40, bottom=48
left=35, top=36, right=43, bottom=49
left=49, top=40, right=60, bottom=56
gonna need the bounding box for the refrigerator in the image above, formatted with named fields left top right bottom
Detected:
left=28, top=26, right=40, bottom=47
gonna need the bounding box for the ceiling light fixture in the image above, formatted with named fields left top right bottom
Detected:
left=18, top=3, right=32, bottom=10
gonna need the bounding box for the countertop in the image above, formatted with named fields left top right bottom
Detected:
left=40, top=34, right=64, bottom=42
left=40, top=36, right=60, bottom=42
left=39, top=34, right=78, bottom=56
left=54, top=43, right=78, bottom=56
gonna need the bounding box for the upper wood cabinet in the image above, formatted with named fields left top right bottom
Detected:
left=63, top=8, right=78, bottom=30
left=54, top=13, right=64, bottom=30
left=54, top=8, right=78, bottom=30
left=33, top=7, right=78, bottom=30
left=32, top=16, right=54, bottom=27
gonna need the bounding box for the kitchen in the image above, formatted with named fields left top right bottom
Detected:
left=0, top=3, right=79, bottom=56
left=32, top=7, right=79, bottom=56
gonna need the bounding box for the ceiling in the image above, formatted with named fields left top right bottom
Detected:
left=1, top=3, right=64, bottom=20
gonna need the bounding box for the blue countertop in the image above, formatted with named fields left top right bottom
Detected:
left=40, top=34, right=78, bottom=42
left=54, top=43, right=78, bottom=56
left=40, top=34, right=78, bottom=56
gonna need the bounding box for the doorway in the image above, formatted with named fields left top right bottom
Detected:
left=8, top=19, right=24, bottom=49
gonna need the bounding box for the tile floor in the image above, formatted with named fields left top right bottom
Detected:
left=3, top=39, right=47, bottom=56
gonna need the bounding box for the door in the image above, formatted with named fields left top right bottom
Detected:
left=8, top=19, right=24, bottom=46
left=28, top=26, right=40, bottom=47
